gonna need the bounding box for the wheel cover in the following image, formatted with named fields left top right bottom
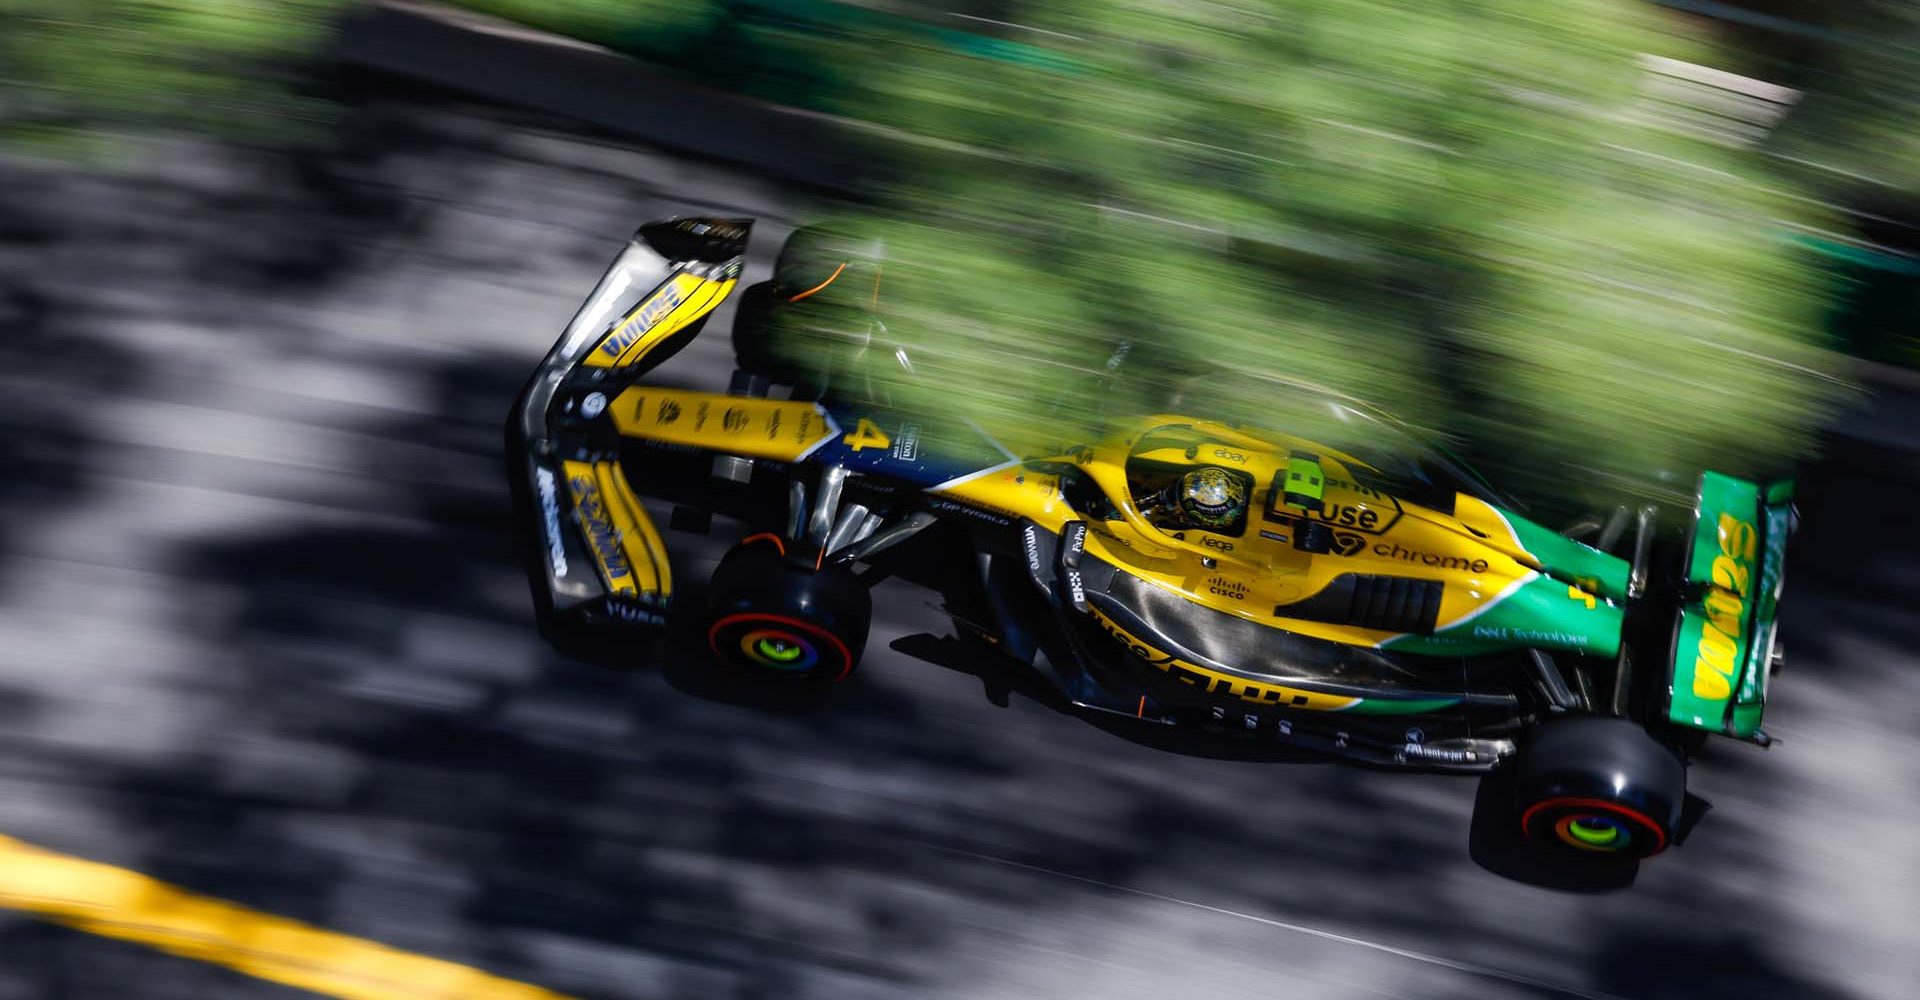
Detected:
left=709, top=612, right=855, bottom=681
left=741, top=629, right=818, bottom=671
left=1521, top=796, right=1669, bottom=857
left=1555, top=814, right=1631, bottom=852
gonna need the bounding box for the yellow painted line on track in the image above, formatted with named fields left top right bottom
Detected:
left=0, top=834, right=579, bottom=1000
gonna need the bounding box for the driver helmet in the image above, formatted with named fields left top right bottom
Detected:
left=1177, top=466, right=1247, bottom=530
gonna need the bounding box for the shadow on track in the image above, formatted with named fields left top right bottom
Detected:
left=0, top=92, right=1896, bottom=999
left=122, top=343, right=1484, bottom=996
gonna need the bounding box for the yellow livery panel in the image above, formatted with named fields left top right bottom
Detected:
left=610, top=387, right=841, bottom=461
left=562, top=458, right=670, bottom=599
left=998, top=419, right=1556, bottom=649
left=934, top=466, right=1076, bottom=533
left=583, top=274, right=736, bottom=369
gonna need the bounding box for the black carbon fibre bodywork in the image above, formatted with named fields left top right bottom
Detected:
left=1274, top=573, right=1445, bottom=633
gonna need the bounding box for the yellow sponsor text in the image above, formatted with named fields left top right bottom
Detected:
left=1691, top=513, right=1756, bottom=700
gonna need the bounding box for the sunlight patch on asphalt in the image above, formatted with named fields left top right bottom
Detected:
left=937, top=845, right=1633, bottom=1000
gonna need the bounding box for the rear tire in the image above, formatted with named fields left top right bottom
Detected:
left=705, top=537, right=871, bottom=683
left=1514, top=717, right=1685, bottom=859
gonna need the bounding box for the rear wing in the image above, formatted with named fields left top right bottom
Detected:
left=1666, top=472, right=1795, bottom=740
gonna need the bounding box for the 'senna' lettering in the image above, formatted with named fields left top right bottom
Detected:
left=1692, top=513, right=1756, bottom=700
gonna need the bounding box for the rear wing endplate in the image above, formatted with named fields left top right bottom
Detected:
left=1666, top=472, right=1794, bottom=739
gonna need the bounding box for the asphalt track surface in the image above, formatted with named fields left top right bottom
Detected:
left=1, top=96, right=1917, bottom=1000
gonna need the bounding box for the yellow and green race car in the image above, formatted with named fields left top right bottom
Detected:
left=508, top=218, right=1795, bottom=862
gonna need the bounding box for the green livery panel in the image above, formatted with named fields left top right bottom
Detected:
left=1503, top=508, right=1632, bottom=603
left=1386, top=573, right=1624, bottom=659
left=1667, top=472, right=1792, bottom=737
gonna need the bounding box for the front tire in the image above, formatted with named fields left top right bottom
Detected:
left=705, top=537, right=871, bottom=683
left=1514, top=717, right=1686, bottom=859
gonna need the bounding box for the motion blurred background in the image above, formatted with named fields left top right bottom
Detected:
left=11, top=0, right=1920, bottom=494
left=2, top=2, right=1918, bottom=999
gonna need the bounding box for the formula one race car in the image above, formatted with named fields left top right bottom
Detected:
left=508, top=218, right=1795, bottom=862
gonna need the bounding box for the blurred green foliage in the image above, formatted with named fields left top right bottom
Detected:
left=1764, top=2, right=1920, bottom=197
left=769, top=0, right=1851, bottom=500
left=1755, top=3, right=1920, bottom=375
left=0, top=0, right=347, bottom=148
left=0, top=0, right=1877, bottom=502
